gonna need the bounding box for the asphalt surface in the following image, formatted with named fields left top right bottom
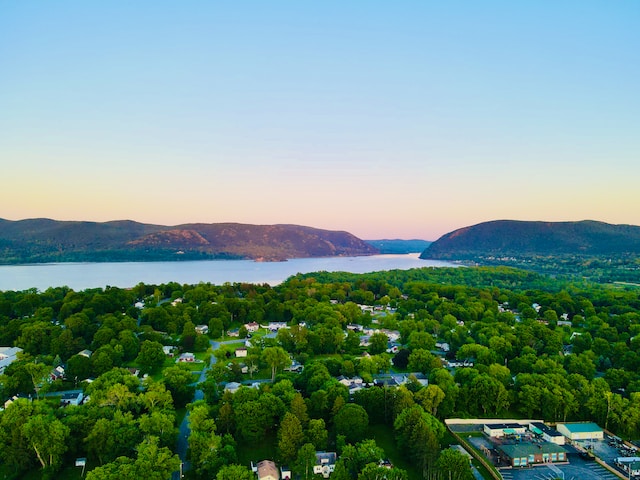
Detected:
left=172, top=338, right=245, bottom=480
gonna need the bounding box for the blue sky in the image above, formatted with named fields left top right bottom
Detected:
left=1, top=1, right=638, bottom=239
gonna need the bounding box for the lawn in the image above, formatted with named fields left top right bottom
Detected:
left=0, top=461, right=95, bottom=480
left=236, top=431, right=277, bottom=467
left=367, top=424, right=423, bottom=480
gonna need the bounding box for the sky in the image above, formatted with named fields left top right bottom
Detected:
left=1, top=1, right=639, bottom=240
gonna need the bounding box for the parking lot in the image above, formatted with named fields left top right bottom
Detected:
left=499, top=453, right=619, bottom=480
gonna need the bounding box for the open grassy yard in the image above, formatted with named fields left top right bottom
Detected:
left=236, top=431, right=277, bottom=467
left=367, top=424, right=423, bottom=480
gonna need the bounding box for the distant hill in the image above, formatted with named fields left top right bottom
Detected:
left=0, top=218, right=378, bottom=264
left=366, top=239, right=431, bottom=254
left=420, top=220, right=640, bottom=260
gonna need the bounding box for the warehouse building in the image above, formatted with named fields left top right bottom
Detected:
left=556, top=422, right=603, bottom=442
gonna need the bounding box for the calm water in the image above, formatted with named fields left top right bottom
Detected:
left=0, top=254, right=457, bottom=292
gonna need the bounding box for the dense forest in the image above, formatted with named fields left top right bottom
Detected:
left=1, top=265, right=640, bottom=479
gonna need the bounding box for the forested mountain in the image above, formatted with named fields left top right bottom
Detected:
left=419, top=220, right=640, bottom=282
left=421, top=220, right=640, bottom=259
left=0, top=218, right=378, bottom=264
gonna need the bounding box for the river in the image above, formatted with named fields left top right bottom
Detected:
left=0, top=254, right=457, bottom=292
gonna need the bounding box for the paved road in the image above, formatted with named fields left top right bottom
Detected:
left=172, top=338, right=246, bottom=479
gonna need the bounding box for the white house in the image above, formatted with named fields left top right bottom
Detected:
left=235, top=348, right=248, bottom=358
left=61, top=392, right=84, bottom=406
left=268, top=322, right=288, bottom=331
left=313, top=452, right=337, bottom=478
left=245, top=322, right=260, bottom=333
left=195, top=325, right=209, bottom=335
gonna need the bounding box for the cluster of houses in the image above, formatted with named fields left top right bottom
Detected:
left=251, top=452, right=338, bottom=480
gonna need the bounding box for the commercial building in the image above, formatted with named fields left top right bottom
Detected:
left=484, top=423, right=527, bottom=438
left=529, top=422, right=565, bottom=445
left=556, top=422, right=604, bottom=442
left=498, top=443, right=567, bottom=467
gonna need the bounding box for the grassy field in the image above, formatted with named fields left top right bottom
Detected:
left=367, top=424, right=423, bottom=480
left=236, top=431, right=277, bottom=467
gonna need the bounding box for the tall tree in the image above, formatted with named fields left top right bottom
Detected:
left=334, top=403, right=369, bottom=444
left=278, top=412, right=305, bottom=464
left=262, top=346, right=290, bottom=382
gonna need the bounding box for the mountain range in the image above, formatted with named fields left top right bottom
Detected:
left=0, top=218, right=378, bottom=264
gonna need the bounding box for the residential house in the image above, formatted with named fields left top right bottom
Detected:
left=61, top=391, right=84, bottom=406
left=255, top=460, right=279, bottom=480
left=280, top=465, right=292, bottom=480
left=284, top=360, right=304, bottom=373
left=224, top=382, right=242, bottom=394
left=3, top=394, right=31, bottom=410
left=50, top=366, right=65, bottom=381
left=408, top=372, right=429, bottom=387
left=337, top=376, right=365, bottom=395
left=177, top=352, right=195, bottom=363
left=268, top=322, right=288, bottom=332
left=0, top=347, right=22, bottom=374
left=245, top=322, right=260, bottom=333
left=195, top=325, right=209, bottom=335
left=313, top=452, right=337, bottom=478
left=235, top=348, right=248, bottom=358
left=163, top=346, right=176, bottom=357
left=78, top=349, right=93, bottom=359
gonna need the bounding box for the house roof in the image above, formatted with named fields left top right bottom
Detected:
left=257, top=460, right=279, bottom=479
left=315, top=451, right=337, bottom=465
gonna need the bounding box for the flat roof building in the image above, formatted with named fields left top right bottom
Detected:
left=484, top=423, right=527, bottom=438
left=529, top=422, right=565, bottom=445
left=498, top=443, right=567, bottom=467
left=556, top=422, right=603, bottom=441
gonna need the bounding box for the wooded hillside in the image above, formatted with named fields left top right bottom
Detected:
left=0, top=218, right=378, bottom=264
